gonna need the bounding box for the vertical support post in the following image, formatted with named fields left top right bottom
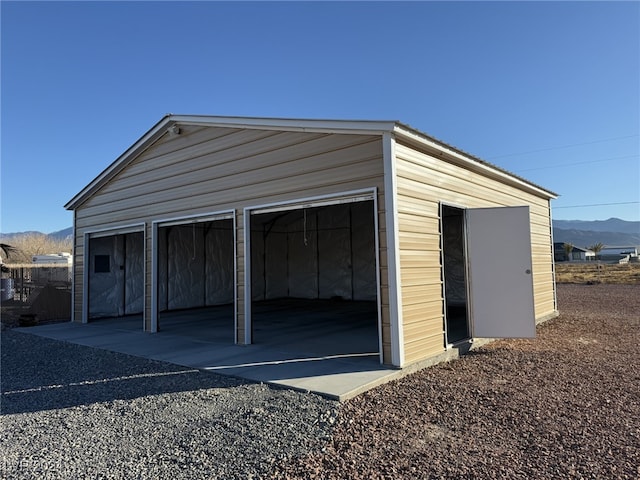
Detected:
left=383, top=132, right=404, bottom=367
left=316, top=210, right=320, bottom=298
left=349, top=204, right=354, bottom=300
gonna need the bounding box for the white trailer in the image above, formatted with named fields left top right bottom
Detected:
left=32, top=252, right=73, bottom=283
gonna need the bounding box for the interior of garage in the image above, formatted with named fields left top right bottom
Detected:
left=441, top=205, right=470, bottom=344
left=249, top=200, right=380, bottom=357
left=156, top=218, right=235, bottom=337
left=88, top=232, right=144, bottom=320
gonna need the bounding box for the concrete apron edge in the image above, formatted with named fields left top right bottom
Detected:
left=273, top=338, right=486, bottom=402
left=151, top=311, right=560, bottom=402
left=12, top=316, right=559, bottom=401
left=324, top=336, right=509, bottom=402
left=183, top=318, right=558, bottom=401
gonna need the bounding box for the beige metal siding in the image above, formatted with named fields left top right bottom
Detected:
left=75, top=129, right=383, bottom=228
left=70, top=121, right=555, bottom=369
left=394, top=141, right=556, bottom=365
left=71, top=126, right=389, bottom=359
left=71, top=209, right=82, bottom=322
left=236, top=211, right=245, bottom=343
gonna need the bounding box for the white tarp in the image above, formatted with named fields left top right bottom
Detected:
left=350, top=201, right=377, bottom=300
left=318, top=206, right=351, bottom=299
left=251, top=201, right=376, bottom=302
left=88, top=232, right=144, bottom=318
left=205, top=221, right=235, bottom=304
left=287, top=210, right=319, bottom=298
left=158, top=220, right=234, bottom=311
left=124, top=233, right=144, bottom=313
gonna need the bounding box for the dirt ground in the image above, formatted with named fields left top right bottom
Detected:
left=554, top=262, right=640, bottom=285
left=273, top=283, right=640, bottom=479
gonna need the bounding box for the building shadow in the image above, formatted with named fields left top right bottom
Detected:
left=0, top=330, right=250, bottom=415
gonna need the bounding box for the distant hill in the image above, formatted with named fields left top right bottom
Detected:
left=0, top=227, right=73, bottom=242
left=553, top=218, right=640, bottom=248
left=552, top=229, right=640, bottom=248
left=553, top=218, right=639, bottom=235
left=0, top=227, right=73, bottom=263
left=0, top=231, right=41, bottom=239
left=47, top=227, right=73, bottom=240
left=2, top=218, right=639, bottom=251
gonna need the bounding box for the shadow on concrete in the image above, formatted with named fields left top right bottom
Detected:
left=0, top=330, right=248, bottom=415
left=5, top=300, right=400, bottom=402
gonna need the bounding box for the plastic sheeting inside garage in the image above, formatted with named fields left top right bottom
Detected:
left=250, top=201, right=377, bottom=302
left=88, top=232, right=144, bottom=318
left=157, top=219, right=234, bottom=312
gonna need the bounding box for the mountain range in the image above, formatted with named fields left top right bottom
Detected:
left=1, top=219, right=638, bottom=249
left=0, top=227, right=73, bottom=242
left=552, top=218, right=640, bottom=248
left=47, top=227, right=74, bottom=240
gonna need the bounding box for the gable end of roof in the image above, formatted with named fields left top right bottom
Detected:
left=65, top=114, right=557, bottom=211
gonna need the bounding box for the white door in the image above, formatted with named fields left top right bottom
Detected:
left=466, top=206, right=536, bottom=338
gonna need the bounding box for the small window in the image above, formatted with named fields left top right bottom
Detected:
left=95, top=255, right=110, bottom=273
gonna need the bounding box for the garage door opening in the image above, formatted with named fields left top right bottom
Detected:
left=248, top=198, right=380, bottom=359
left=441, top=205, right=470, bottom=345
left=155, top=217, right=234, bottom=340
left=87, top=231, right=144, bottom=323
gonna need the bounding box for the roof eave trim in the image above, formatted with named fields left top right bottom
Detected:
left=393, top=124, right=558, bottom=200
left=168, top=114, right=396, bottom=135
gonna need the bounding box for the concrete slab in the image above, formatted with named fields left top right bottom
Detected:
left=14, top=302, right=401, bottom=400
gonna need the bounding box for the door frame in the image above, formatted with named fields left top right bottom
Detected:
left=439, top=202, right=471, bottom=347
left=243, top=187, right=383, bottom=364
left=440, top=203, right=537, bottom=345
left=151, top=210, right=236, bottom=334
left=83, top=223, right=146, bottom=327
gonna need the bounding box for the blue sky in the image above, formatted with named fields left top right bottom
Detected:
left=2, top=1, right=639, bottom=234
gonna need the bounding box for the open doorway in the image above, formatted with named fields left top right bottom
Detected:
left=248, top=197, right=380, bottom=359
left=441, top=205, right=470, bottom=344
left=155, top=217, right=235, bottom=340
left=87, top=231, right=144, bottom=322
left=441, top=204, right=537, bottom=343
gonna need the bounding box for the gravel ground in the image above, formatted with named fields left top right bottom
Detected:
left=2, top=284, right=639, bottom=479
left=274, top=284, right=640, bottom=479
left=0, top=334, right=338, bottom=479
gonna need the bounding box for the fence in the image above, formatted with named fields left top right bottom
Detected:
left=1, top=264, right=72, bottom=327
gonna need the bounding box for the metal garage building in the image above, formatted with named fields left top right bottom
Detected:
left=65, top=115, right=558, bottom=369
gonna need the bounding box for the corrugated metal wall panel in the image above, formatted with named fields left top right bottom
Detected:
left=404, top=334, right=444, bottom=364
left=97, top=131, right=357, bottom=198
left=396, top=212, right=440, bottom=234
left=403, top=320, right=443, bottom=341
left=73, top=127, right=388, bottom=360
left=75, top=178, right=384, bottom=230
left=71, top=122, right=555, bottom=368
left=402, top=300, right=443, bottom=323
left=401, top=283, right=443, bottom=305
left=394, top=142, right=556, bottom=365
left=71, top=235, right=85, bottom=321
left=131, top=125, right=243, bottom=161
left=81, top=138, right=381, bottom=212
left=400, top=266, right=442, bottom=286
left=534, top=299, right=556, bottom=318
